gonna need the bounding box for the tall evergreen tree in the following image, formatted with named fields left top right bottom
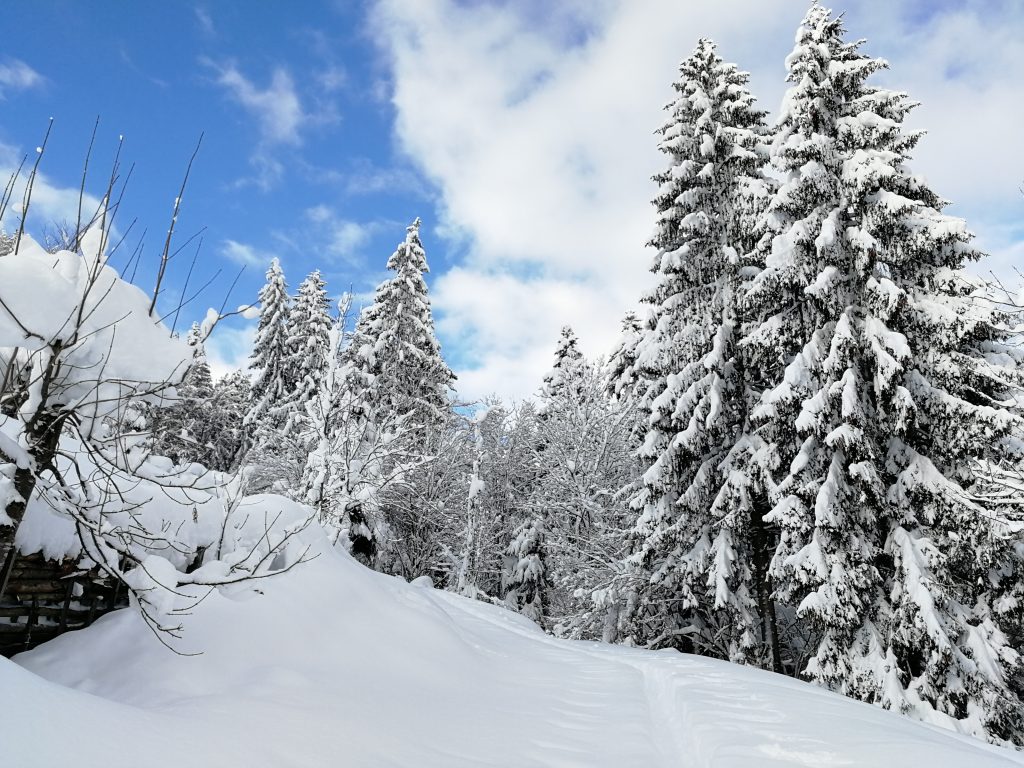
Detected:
left=745, top=3, right=1023, bottom=742
left=540, top=326, right=588, bottom=413
left=278, top=270, right=333, bottom=434
left=625, top=38, right=778, bottom=666
left=337, top=219, right=459, bottom=579
left=246, top=258, right=291, bottom=435
left=301, top=306, right=423, bottom=568
left=346, top=218, right=454, bottom=427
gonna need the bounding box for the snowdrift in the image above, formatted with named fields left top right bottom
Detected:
left=3, top=518, right=1023, bottom=768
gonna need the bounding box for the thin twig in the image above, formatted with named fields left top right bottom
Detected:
left=14, top=118, right=54, bottom=254
left=74, top=116, right=100, bottom=252
left=150, top=134, right=203, bottom=317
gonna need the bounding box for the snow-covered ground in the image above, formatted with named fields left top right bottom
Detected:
left=4, top=524, right=1023, bottom=768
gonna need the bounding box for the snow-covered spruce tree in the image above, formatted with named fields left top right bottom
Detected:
left=151, top=323, right=216, bottom=467
left=243, top=258, right=299, bottom=493
left=744, top=3, right=1023, bottom=742
left=246, top=258, right=291, bottom=438
left=340, top=218, right=462, bottom=580
left=300, top=304, right=348, bottom=525
left=206, top=370, right=250, bottom=472
left=504, top=516, right=549, bottom=626
left=605, top=311, right=644, bottom=404
left=521, top=328, right=590, bottom=625
left=539, top=326, right=588, bottom=413
left=345, top=218, right=454, bottom=429
left=625, top=38, right=780, bottom=667
left=977, top=285, right=1024, bottom=680
left=277, top=270, right=333, bottom=436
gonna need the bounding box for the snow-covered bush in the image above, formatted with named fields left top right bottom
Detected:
left=0, top=204, right=311, bottom=645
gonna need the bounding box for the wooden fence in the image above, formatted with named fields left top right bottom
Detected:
left=0, top=552, right=126, bottom=657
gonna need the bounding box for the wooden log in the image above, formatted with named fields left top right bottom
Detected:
left=4, top=582, right=66, bottom=597
left=0, top=605, right=97, bottom=620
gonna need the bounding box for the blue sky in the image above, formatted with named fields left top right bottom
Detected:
left=0, top=1, right=430, bottom=376
left=1, top=1, right=1022, bottom=400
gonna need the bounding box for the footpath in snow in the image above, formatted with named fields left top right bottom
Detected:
left=3, top=521, right=1023, bottom=768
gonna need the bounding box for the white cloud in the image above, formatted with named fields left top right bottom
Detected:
left=206, top=322, right=256, bottom=380
left=209, top=62, right=305, bottom=146
left=317, top=65, right=348, bottom=93
left=233, top=153, right=285, bottom=192
left=433, top=267, right=616, bottom=399
left=305, top=204, right=332, bottom=224
left=194, top=7, right=215, bottom=37
left=221, top=238, right=275, bottom=268
left=0, top=58, right=44, bottom=97
left=204, top=59, right=310, bottom=189
left=371, top=0, right=1024, bottom=402
left=342, top=158, right=430, bottom=198
left=329, top=220, right=373, bottom=259
left=0, top=141, right=104, bottom=238
left=370, top=0, right=799, bottom=401
left=302, top=205, right=386, bottom=266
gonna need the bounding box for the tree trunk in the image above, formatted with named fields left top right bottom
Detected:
left=0, top=408, right=63, bottom=604
left=0, top=463, right=38, bottom=603
left=749, top=495, right=784, bottom=674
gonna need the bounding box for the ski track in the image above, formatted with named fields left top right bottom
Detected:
left=427, top=586, right=1024, bottom=768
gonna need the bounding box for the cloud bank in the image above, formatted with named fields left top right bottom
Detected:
left=370, top=0, right=1024, bottom=402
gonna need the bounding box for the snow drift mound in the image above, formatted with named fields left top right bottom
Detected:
left=4, top=514, right=1023, bottom=768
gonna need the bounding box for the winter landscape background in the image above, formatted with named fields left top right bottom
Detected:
left=1, top=1, right=1023, bottom=766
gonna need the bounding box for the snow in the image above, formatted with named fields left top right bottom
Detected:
left=0, top=232, right=190, bottom=434
left=4, top=416, right=226, bottom=565
left=3, top=529, right=1022, bottom=767
left=0, top=234, right=185, bottom=375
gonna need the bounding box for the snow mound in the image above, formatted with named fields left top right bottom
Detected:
left=4, top=531, right=1023, bottom=767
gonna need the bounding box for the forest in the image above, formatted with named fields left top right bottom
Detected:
left=1, top=2, right=1023, bottom=764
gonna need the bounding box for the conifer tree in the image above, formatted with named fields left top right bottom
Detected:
left=337, top=220, right=459, bottom=578
left=246, top=258, right=291, bottom=436
left=605, top=312, right=643, bottom=403
left=278, top=270, right=333, bottom=434
left=151, top=322, right=215, bottom=467
left=208, top=370, right=251, bottom=472
left=346, top=218, right=454, bottom=428
left=503, top=517, right=549, bottom=626
left=540, top=326, right=588, bottom=414
left=300, top=309, right=421, bottom=568
left=745, top=3, right=1023, bottom=741
left=626, top=38, right=778, bottom=666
